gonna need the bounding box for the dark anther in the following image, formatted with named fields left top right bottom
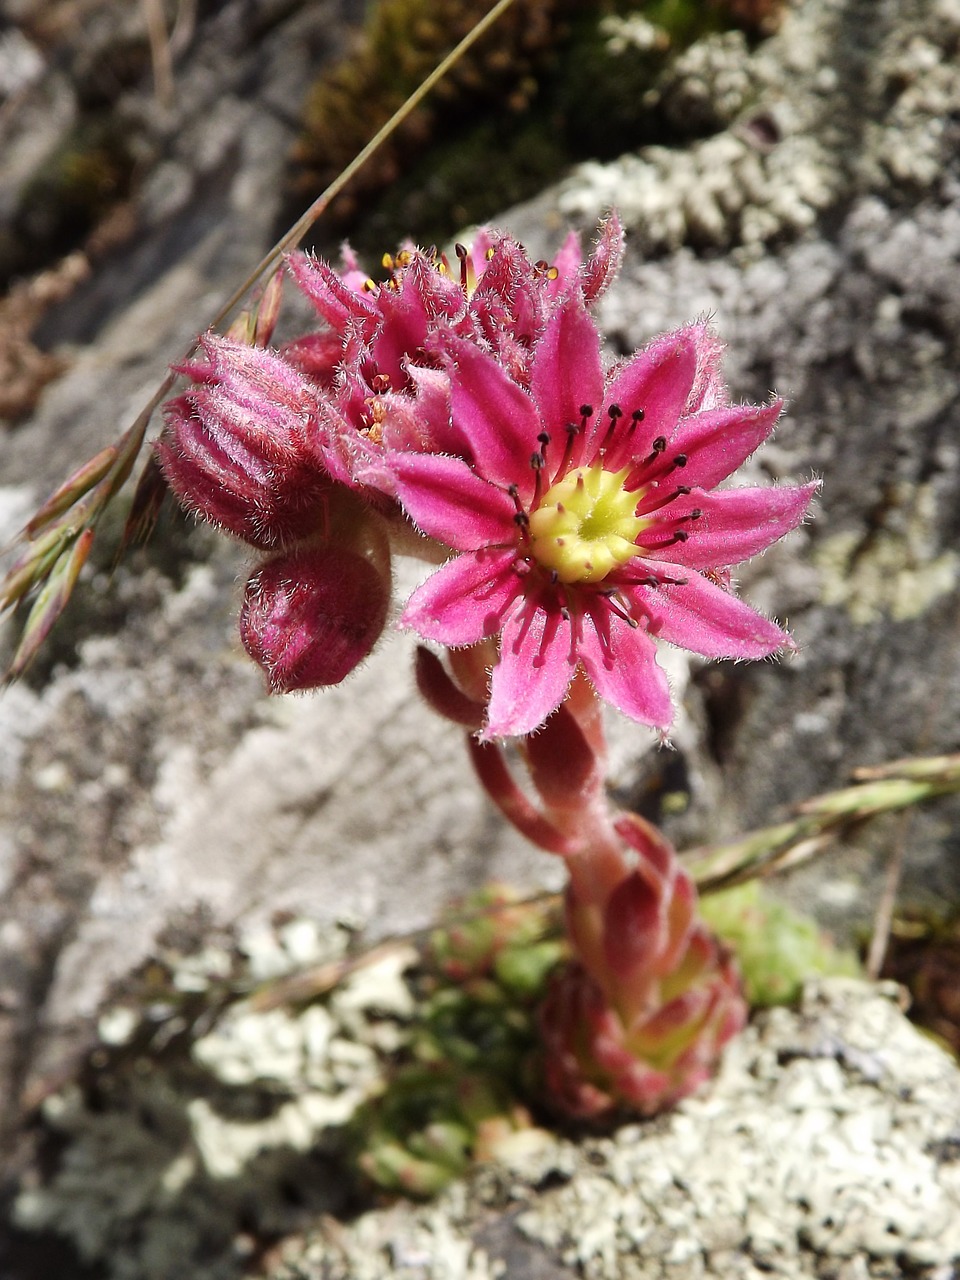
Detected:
left=550, top=569, right=560, bottom=585
left=674, top=530, right=689, bottom=542
left=566, top=421, right=579, bottom=436
left=632, top=408, right=645, bottom=422
left=508, top=483, right=519, bottom=498
left=514, top=512, right=530, bottom=528
left=607, top=403, right=623, bottom=419
left=560, top=606, right=571, bottom=621
left=674, top=454, right=687, bottom=467
left=538, top=431, right=551, bottom=448
left=676, top=485, right=692, bottom=496
left=455, top=243, right=468, bottom=260
left=653, top=436, right=667, bottom=453
left=530, top=452, right=544, bottom=471
left=535, top=259, right=550, bottom=273
left=579, top=404, right=594, bottom=418
left=689, top=508, right=702, bottom=520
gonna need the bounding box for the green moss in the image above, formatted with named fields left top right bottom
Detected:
left=294, top=0, right=776, bottom=254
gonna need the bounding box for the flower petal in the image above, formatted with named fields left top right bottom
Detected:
left=401, top=548, right=521, bottom=646
left=683, top=323, right=728, bottom=415
left=646, top=481, right=819, bottom=569
left=530, top=292, right=605, bottom=476
left=484, top=596, right=576, bottom=738
left=286, top=252, right=378, bottom=332
left=372, top=255, right=464, bottom=384
left=381, top=365, right=455, bottom=454
left=441, top=336, right=543, bottom=502
left=629, top=562, right=791, bottom=658
left=599, top=329, right=700, bottom=469
left=391, top=451, right=517, bottom=550
left=578, top=604, right=674, bottom=731
left=581, top=212, right=624, bottom=303
left=653, top=400, right=784, bottom=490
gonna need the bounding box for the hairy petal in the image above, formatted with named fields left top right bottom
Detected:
left=598, top=329, right=700, bottom=468
left=441, top=336, right=543, bottom=502
left=380, top=365, right=455, bottom=454
left=649, top=481, right=819, bottom=569
left=630, top=563, right=791, bottom=658
left=656, top=400, right=784, bottom=490
left=684, top=323, right=728, bottom=415
left=530, top=292, right=605, bottom=476
left=484, top=596, right=576, bottom=739
left=578, top=605, right=674, bottom=730
left=286, top=252, right=378, bottom=332
left=391, top=452, right=516, bottom=550
left=581, top=211, right=624, bottom=303
left=549, top=230, right=583, bottom=299
left=401, top=549, right=521, bottom=646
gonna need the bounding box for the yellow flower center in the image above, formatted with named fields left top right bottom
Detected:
left=528, top=464, right=645, bottom=584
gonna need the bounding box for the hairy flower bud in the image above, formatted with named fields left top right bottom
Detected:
left=240, top=544, right=389, bottom=692
left=158, top=335, right=333, bottom=548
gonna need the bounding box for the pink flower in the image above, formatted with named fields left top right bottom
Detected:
left=284, top=219, right=624, bottom=491
left=391, top=293, right=817, bottom=739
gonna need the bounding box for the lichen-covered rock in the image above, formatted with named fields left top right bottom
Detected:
left=3, top=0, right=960, bottom=1262
left=551, top=0, right=960, bottom=254
left=264, top=981, right=960, bottom=1280
left=13, top=976, right=960, bottom=1280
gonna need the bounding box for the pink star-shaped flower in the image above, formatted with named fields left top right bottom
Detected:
left=390, top=293, right=817, bottom=739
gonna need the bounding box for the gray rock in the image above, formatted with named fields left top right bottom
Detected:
left=1, top=0, right=960, bottom=1270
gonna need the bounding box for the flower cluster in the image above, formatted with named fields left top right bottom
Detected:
left=158, top=214, right=814, bottom=737
left=157, top=216, right=814, bottom=1126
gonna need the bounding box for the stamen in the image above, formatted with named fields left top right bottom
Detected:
left=638, top=436, right=668, bottom=471
left=599, top=403, right=624, bottom=454
left=637, top=485, right=693, bottom=517
left=599, top=588, right=639, bottom=628
left=455, top=243, right=469, bottom=293
left=530, top=450, right=545, bottom=507
left=631, top=408, right=645, bottom=423
left=557, top=422, right=580, bottom=479
left=639, top=530, right=689, bottom=549
left=507, top=483, right=525, bottom=518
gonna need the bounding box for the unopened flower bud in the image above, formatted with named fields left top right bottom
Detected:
left=240, top=544, right=389, bottom=692
left=158, top=335, right=332, bottom=548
